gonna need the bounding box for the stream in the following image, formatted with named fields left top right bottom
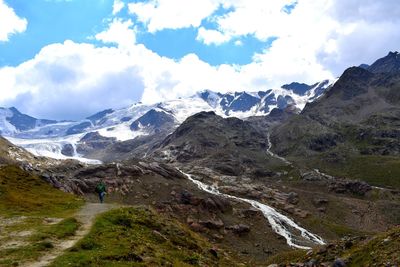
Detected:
left=179, top=170, right=325, bottom=249
left=176, top=131, right=326, bottom=249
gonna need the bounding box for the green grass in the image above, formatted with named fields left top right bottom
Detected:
left=0, top=165, right=83, bottom=217
left=265, top=249, right=307, bottom=265
left=265, top=226, right=400, bottom=266
left=31, top=217, right=80, bottom=241
left=344, top=227, right=400, bottom=266
left=0, top=164, right=84, bottom=266
left=51, top=206, right=238, bottom=267
left=298, top=154, right=400, bottom=189
left=0, top=217, right=80, bottom=266
left=304, top=217, right=366, bottom=238
left=0, top=241, right=54, bottom=266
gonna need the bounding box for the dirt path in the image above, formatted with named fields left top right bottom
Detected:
left=22, top=203, right=119, bottom=267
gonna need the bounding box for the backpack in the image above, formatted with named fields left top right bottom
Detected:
left=95, top=183, right=105, bottom=193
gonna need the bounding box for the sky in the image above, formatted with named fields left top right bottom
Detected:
left=0, top=0, right=399, bottom=120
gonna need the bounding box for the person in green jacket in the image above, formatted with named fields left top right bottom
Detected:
left=95, top=181, right=107, bottom=203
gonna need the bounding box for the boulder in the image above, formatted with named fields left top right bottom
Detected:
left=227, top=224, right=250, bottom=235
left=287, top=192, right=299, bottom=204
left=241, top=207, right=261, bottom=218
left=199, top=219, right=224, bottom=229
left=329, top=180, right=372, bottom=195
left=313, top=198, right=329, bottom=205
left=61, top=144, right=74, bottom=157
left=179, top=190, right=193, bottom=204
left=333, top=258, right=346, bottom=267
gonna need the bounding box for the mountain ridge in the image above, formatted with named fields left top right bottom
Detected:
left=0, top=80, right=334, bottom=162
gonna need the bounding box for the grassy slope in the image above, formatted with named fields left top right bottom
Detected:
left=0, top=165, right=83, bottom=216
left=266, top=226, right=400, bottom=266
left=0, top=165, right=83, bottom=266
left=296, top=153, right=400, bottom=189
left=52, top=207, right=240, bottom=267
left=0, top=217, right=81, bottom=266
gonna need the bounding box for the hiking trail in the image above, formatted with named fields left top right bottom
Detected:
left=23, top=202, right=119, bottom=267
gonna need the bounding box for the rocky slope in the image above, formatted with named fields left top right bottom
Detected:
left=267, top=226, right=400, bottom=266
left=0, top=107, right=56, bottom=136
left=271, top=52, right=400, bottom=188
left=147, top=107, right=400, bottom=247
left=153, top=111, right=287, bottom=177
left=0, top=136, right=60, bottom=168
left=1, top=80, right=333, bottom=163
left=1, top=52, right=399, bottom=266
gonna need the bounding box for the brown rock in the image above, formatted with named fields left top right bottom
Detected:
left=227, top=224, right=250, bottom=235
left=318, top=207, right=326, bottom=213
left=199, top=218, right=224, bottom=229
left=313, top=198, right=329, bottom=205
left=241, top=207, right=261, bottom=218
left=189, top=222, right=206, bottom=232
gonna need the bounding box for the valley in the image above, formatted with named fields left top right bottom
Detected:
left=0, top=52, right=399, bottom=266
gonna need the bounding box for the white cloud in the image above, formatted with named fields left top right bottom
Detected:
left=196, top=27, right=230, bottom=45
left=210, top=0, right=297, bottom=41
left=0, top=0, right=27, bottom=41
left=128, top=0, right=221, bottom=32
left=95, top=18, right=136, bottom=48
left=194, top=0, right=400, bottom=76
left=234, top=40, right=242, bottom=46
left=0, top=41, right=145, bottom=120
left=0, top=36, right=328, bottom=120
left=1, top=0, right=399, bottom=120
left=112, top=0, right=125, bottom=15
left=103, top=0, right=400, bottom=93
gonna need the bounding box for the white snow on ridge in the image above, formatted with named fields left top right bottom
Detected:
left=96, top=123, right=149, bottom=142
left=157, top=97, right=215, bottom=123
left=5, top=135, right=101, bottom=164
left=0, top=108, right=18, bottom=135
left=2, top=82, right=335, bottom=162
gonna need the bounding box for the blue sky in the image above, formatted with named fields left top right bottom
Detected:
left=0, top=0, right=268, bottom=67
left=0, top=0, right=113, bottom=66
left=0, top=0, right=399, bottom=119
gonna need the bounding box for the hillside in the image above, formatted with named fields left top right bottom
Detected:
left=154, top=111, right=286, bottom=177
left=51, top=206, right=239, bottom=266
left=271, top=52, right=400, bottom=188
left=0, top=164, right=83, bottom=266
left=1, top=81, right=333, bottom=163
left=267, top=226, right=400, bottom=266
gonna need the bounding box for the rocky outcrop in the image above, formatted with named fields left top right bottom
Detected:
left=329, top=180, right=372, bottom=196
left=138, top=161, right=186, bottom=180
left=226, top=224, right=250, bottom=235
left=38, top=160, right=184, bottom=195
left=61, top=144, right=74, bottom=157
left=301, top=170, right=372, bottom=196
left=76, top=132, right=116, bottom=155
left=199, top=219, right=224, bottom=229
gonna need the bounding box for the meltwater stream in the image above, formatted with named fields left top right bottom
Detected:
left=179, top=170, right=325, bottom=250
left=266, top=133, right=291, bottom=165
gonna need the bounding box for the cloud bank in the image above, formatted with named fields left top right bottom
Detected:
left=0, top=0, right=399, bottom=120
left=0, top=0, right=27, bottom=42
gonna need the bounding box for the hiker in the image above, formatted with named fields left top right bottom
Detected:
left=95, top=181, right=107, bottom=203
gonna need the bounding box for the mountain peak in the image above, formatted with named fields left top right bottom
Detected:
left=281, top=82, right=313, bottom=95
left=367, top=51, right=400, bottom=74
left=9, top=107, right=21, bottom=114
left=324, top=66, right=373, bottom=100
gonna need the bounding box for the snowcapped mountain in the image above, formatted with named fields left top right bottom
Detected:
left=0, top=107, right=57, bottom=136
left=0, top=79, right=335, bottom=162
left=198, top=79, right=333, bottom=117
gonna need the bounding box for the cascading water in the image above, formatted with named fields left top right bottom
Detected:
left=266, top=133, right=291, bottom=165
left=179, top=170, right=325, bottom=249
left=177, top=131, right=325, bottom=249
